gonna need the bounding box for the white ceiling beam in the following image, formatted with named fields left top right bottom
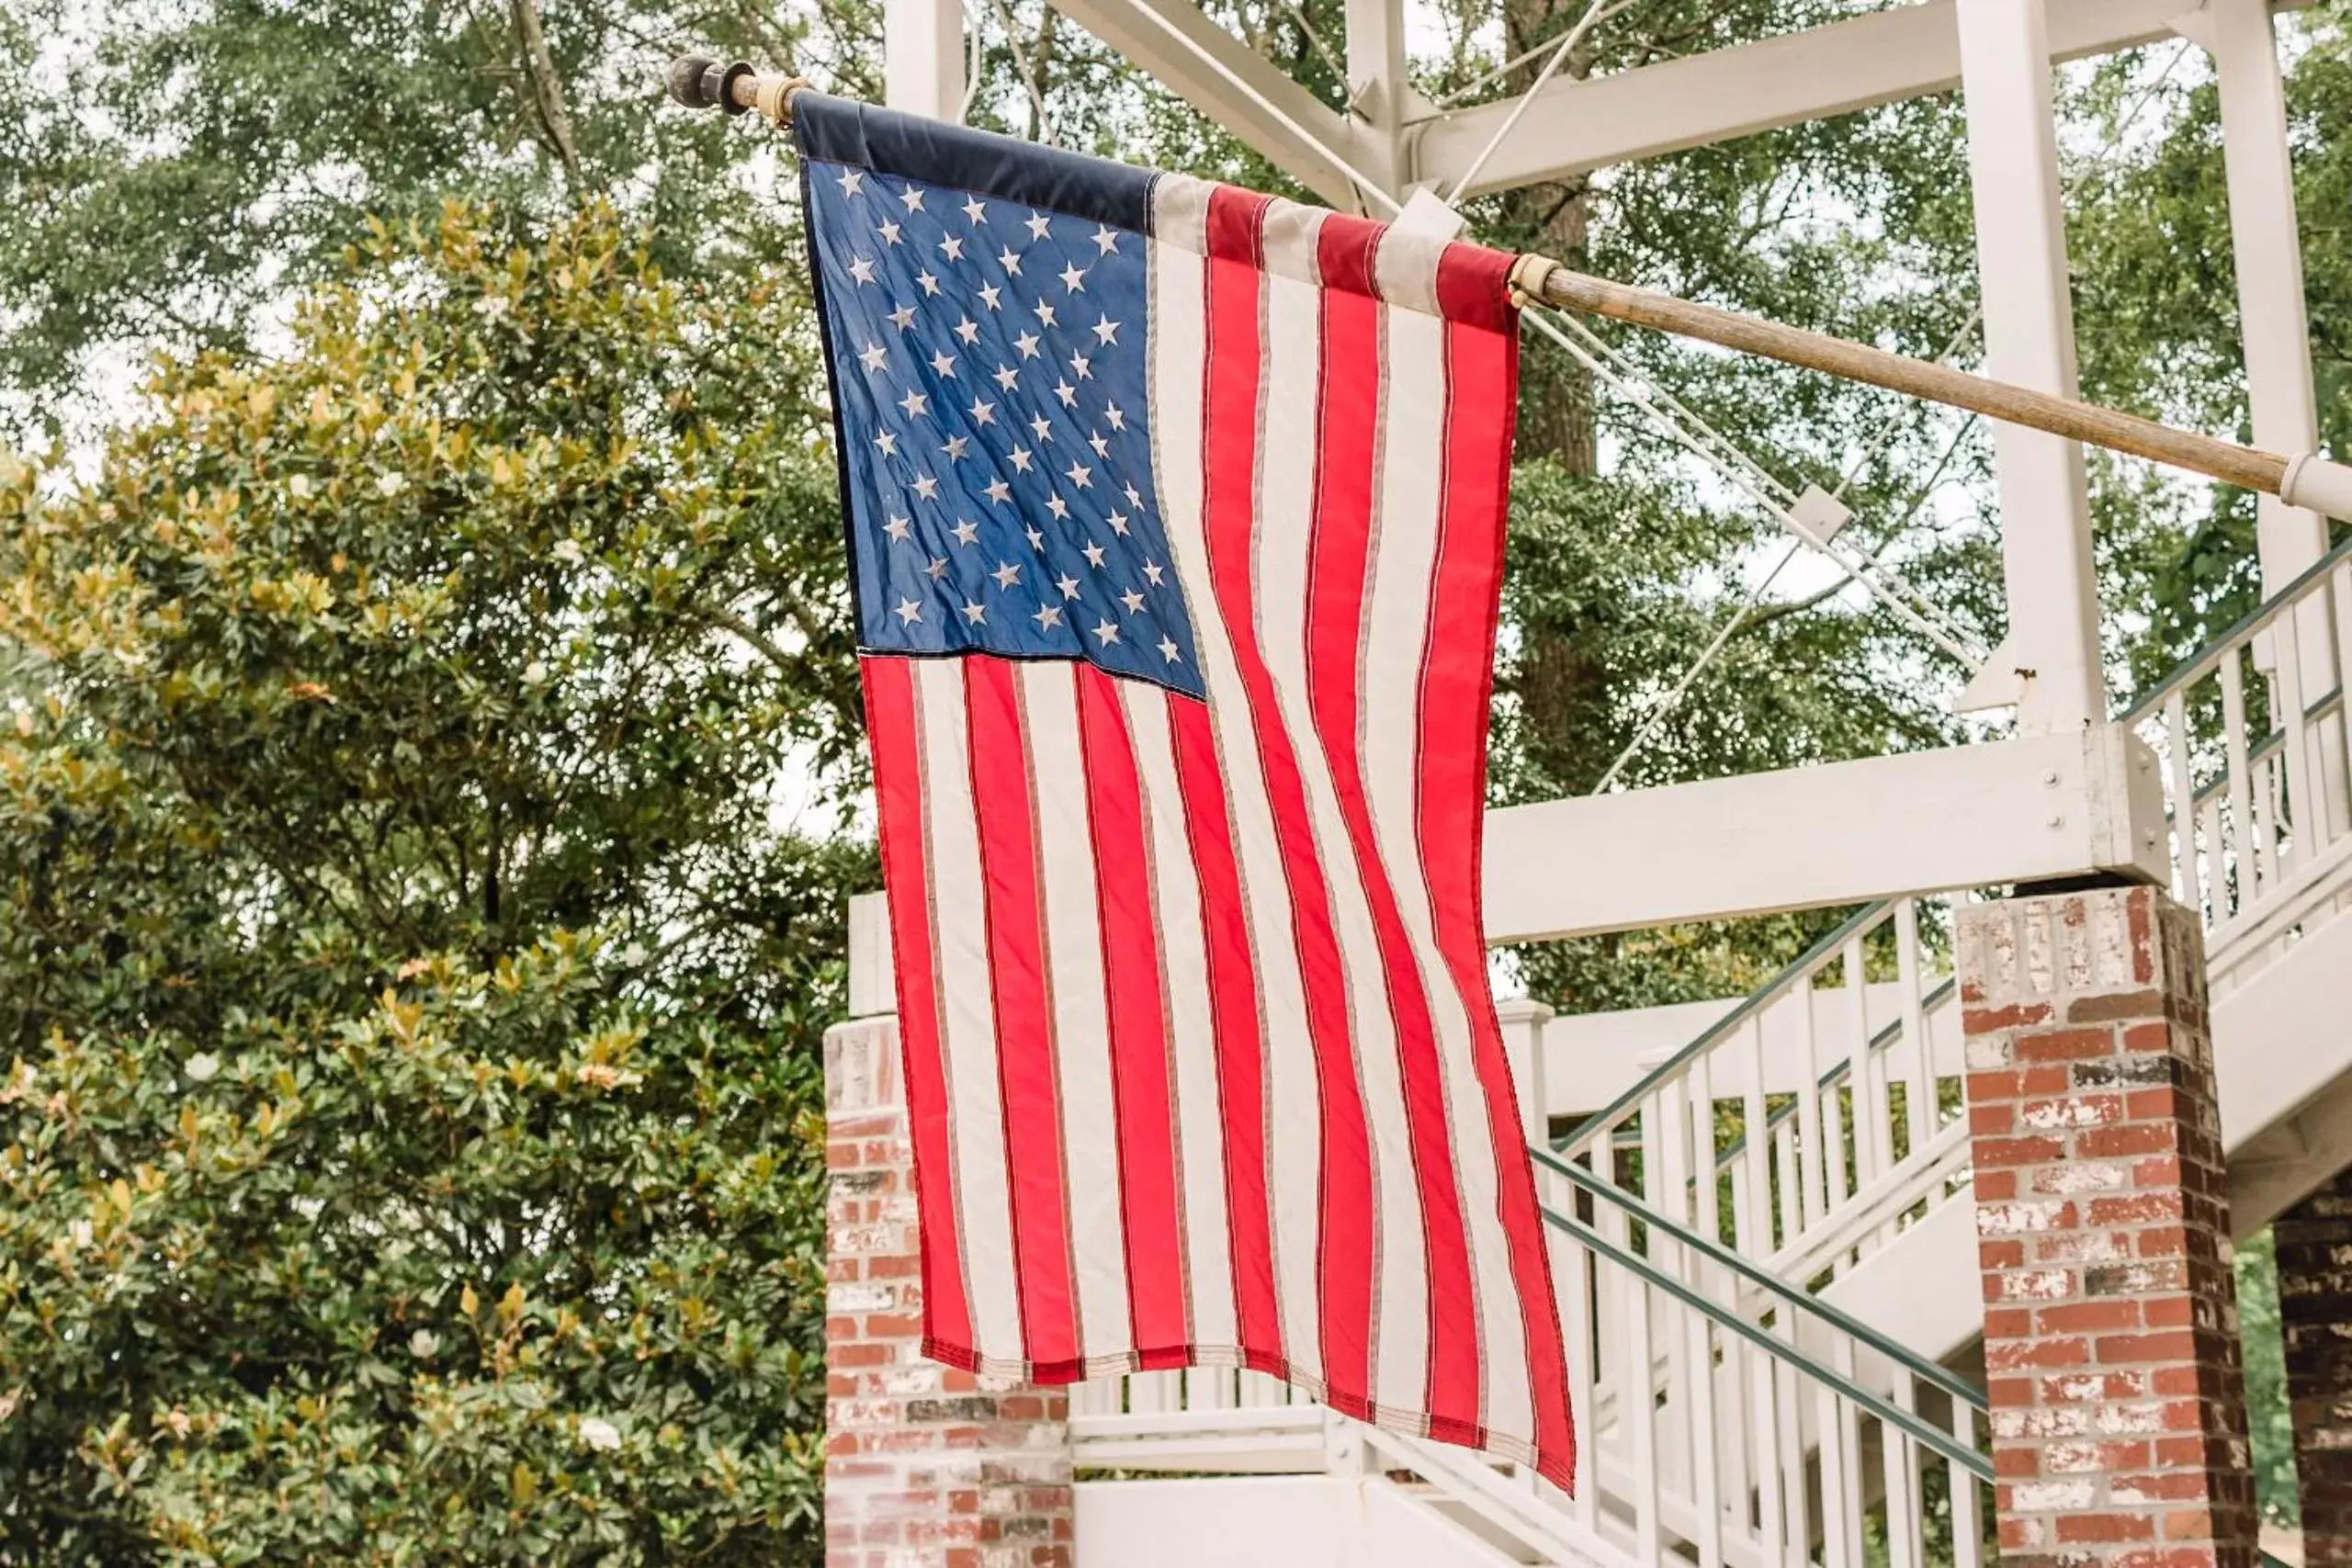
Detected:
left=1480, top=727, right=2169, bottom=944
left=1409, top=0, right=2308, bottom=199
left=1051, top=0, right=1398, bottom=207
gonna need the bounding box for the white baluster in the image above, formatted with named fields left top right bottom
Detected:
left=1950, top=1396, right=1987, bottom=1568
left=1894, top=901, right=1934, bottom=1161
left=1881, top=1369, right=1923, bottom=1568
left=2164, top=690, right=2205, bottom=921
left=1623, top=1273, right=1661, bottom=1568
left=2222, top=650, right=2264, bottom=902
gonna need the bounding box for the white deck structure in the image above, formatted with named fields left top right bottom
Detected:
left=848, top=0, right=2350, bottom=1561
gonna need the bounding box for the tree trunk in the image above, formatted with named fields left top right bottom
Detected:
left=1498, top=0, right=1606, bottom=786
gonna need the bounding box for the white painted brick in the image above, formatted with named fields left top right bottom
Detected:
left=2037, top=1162, right=2129, bottom=1195
left=2092, top=1404, right=2167, bottom=1436
left=830, top=1282, right=898, bottom=1314
left=2008, top=1480, right=2095, bottom=1512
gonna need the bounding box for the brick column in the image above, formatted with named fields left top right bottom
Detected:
left=823, top=1015, right=1075, bottom=1568
left=2277, top=1166, right=2352, bottom=1568
left=1959, top=884, right=2256, bottom=1568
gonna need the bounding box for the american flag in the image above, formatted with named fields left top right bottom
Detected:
left=797, top=92, right=1575, bottom=1488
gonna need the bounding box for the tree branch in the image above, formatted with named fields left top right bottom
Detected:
left=507, top=0, right=584, bottom=193
left=691, top=602, right=798, bottom=675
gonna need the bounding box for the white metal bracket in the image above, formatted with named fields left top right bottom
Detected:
left=1785, top=482, right=1854, bottom=544
left=1953, top=631, right=2029, bottom=715
left=1392, top=185, right=1468, bottom=239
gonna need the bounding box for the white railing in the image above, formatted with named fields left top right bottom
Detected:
left=1074, top=1172, right=1995, bottom=1568
left=2124, top=534, right=2352, bottom=992
left=1554, top=897, right=1968, bottom=1308
left=1549, top=534, right=2352, bottom=1310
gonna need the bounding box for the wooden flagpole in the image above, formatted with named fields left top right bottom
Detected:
left=1505, top=254, right=2351, bottom=514
left=667, top=56, right=2352, bottom=519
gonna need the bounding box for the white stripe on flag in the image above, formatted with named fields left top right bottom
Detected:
left=915, top=658, right=1026, bottom=1358
left=1018, top=660, right=1133, bottom=1361
left=1363, top=299, right=1534, bottom=1445
left=1255, top=265, right=1433, bottom=1422
left=1148, top=224, right=1328, bottom=1391
left=1122, top=682, right=1239, bottom=1355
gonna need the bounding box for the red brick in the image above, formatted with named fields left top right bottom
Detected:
left=1976, top=1134, right=2069, bottom=1168
left=2039, top=1300, right=2143, bottom=1334
left=2069, top=988, right=2167, bottom=1023
left=2097, top=1330, right=2200, bottom=1365
left=2087, top=1192, right=2186, bottom=1225
left=2014, top=1027, right=2123, bottom=1063
left=2057, top=1513, right=2157, bottom=1543
left=1965, top=1000, right=2054, bottom=1035
left=2078, top=1123, right=2180, bottom=1158
left=1987, top=1337, right=2090, bottom=1371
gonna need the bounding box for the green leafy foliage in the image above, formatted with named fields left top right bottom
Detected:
left=0, top=201, right=860, bottom=1562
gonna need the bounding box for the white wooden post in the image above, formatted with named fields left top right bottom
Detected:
left=2188, top=0, right=2346, bottom=843
left=1493, top=993, right=1555, bottom=1153
left=1494, top=991, right=1559, bottom=1495
left=846, top=890, right=896, bottom=1017
left=2189, top=0, right=2327, bottom=592
left=1955, top=0, right=2103, bottom=736
left=885, top=0, right=965, bottom=119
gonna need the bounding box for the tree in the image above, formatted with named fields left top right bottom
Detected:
left=0, top=200, right=861, bottom=1562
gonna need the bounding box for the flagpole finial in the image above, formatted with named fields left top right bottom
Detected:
left=665, top=56, right=809, bottom=125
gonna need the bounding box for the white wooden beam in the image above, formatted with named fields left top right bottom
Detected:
left=885, top=0, right=965, bottom=119
left=1408, top=0, right=2308, bottom=199
left=1051, top=0, right=1396, bottom=207
left=2192, top=0, right=2328, bottom=592
left=849, top=731, right=2171, bottom=1001
left=1480, top=728, right=2169, bottom=944
left=1343, top=0, right=1409, bottom=155
left=1958, top=0, right=2103, bottom=735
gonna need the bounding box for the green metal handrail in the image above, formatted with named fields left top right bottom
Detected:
left=1534, top=1145, right=1985, bottom=1416
left=1540, top=1197, right=1992, bottom=1481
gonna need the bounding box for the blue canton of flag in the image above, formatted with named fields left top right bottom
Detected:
left=806, top=141, right=1202, bottom=696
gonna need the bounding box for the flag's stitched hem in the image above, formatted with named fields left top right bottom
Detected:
left=920, top=1335, right=1575, bottom=1494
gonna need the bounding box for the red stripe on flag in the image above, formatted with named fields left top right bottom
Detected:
left=1201, top=182, right=1377, bottom=1413
left=862, top=656, right=976, bottom=1360
left=1305, top=218, right=1483, bottom=1436
left=1433, top=240, right=1516, bottom=333
left=1420, top=256, right=1577, bottom=1485
left=1169, top=697, right=1285, bottom=1371
left=1075, top=666, right=1193, bottom=1366
left=964, top=655, right=1083, bottom=1375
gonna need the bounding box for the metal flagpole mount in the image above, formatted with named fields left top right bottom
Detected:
left=667, top=56, right=809, bottom=127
